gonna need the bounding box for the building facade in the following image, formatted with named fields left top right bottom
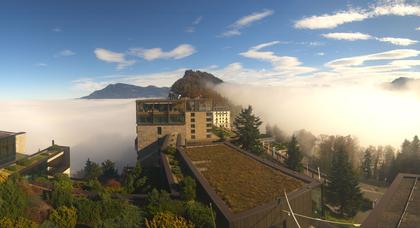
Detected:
left=136, top=98, right=224, bottom=160
left=212, top=110, right=231, bottom=129
left=0, top=131, right=26, bottom=165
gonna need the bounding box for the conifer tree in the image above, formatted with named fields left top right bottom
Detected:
left=326, top=137, right=363, bottom=217
left=233, top=105, right=263, bottom=155
left=285, top=135, right=303, bottom=171
left=361, top=147, right=373, bottom=179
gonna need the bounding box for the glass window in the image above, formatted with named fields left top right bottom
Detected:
left=157, top=127, right=162, bottom=135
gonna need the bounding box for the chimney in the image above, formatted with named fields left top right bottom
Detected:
left=52, top=140, right=55, bottom=146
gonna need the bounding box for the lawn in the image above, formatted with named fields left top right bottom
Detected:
left=185, top=144, right=303, bottom=213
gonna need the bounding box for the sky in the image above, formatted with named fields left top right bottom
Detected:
left=0, top=0, right=419, bottom=99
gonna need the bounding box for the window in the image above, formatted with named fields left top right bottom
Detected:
left=206, top=134, right=211, bottom=138
left=191, top=112, right=195, bottom=117
left=191, top=124, right=195, bottom=128
left=206, top=123, right=212, bottom=128
left=206, top=129, right=212, bottom=133
left=191, top=129, right=195, bottom=134
left=191, top=118, right=195, bottom=122
left=206, top=112, right=212, bottom=116
left=157, top=127, right=162, bottom=135
left=206, top=118, right=212, bottom=122
left=191, top=135, right=196, bottom=139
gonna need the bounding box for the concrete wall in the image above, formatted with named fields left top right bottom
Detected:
left=185, top=112, right=216, bottom=142
left=137, top=125, right=186, bottom=151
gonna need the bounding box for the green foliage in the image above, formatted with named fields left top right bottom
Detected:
left=16, top=157, right=31, bottom=166
left=145, top=189, right=185, bottom=218
left=48, top=174, right=73, bottom=208
left=361, top=147, right=374, bottom=179
left=185, top=201, right=216, bottom=228
left=0, top=217, right=38, bottom=228
left=233, top=105, right=263, bottom=155
left=48, top=206, right=77, bottom=228
left=180, top=176, right=196, bottom=201
left=83, top=158, right=102, bottom=180
left=145, top=212, right=194, bottom=228
left=0, top=176, right=28, bottom=219
left=100, top=159, right=119, bottom=182
left=121, top=161, right=147, bottom=194
left=326, top=137, right=363, bottom=217
left=73, top=197, right=102, bottom=226
left=164, top=146, right=177, bottom=155
left=101, top=204, right=144, bottom=228
left=285, top=135, right=303, bottom=172
left=212, top=126, right=232, bottom=141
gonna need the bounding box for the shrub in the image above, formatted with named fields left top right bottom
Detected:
left=16, top=158, right=31, bottom=166
left=49, top=206, right=77, bottom=228
left=0, top=217, right=38, bottom=228
left=180, top=176, right=196, bottom=201
left=185, top=201, right=216, bottom=228
left=144, top=212, right=194, bottom=228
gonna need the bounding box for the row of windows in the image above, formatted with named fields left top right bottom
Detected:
left=190, top=134, right=212, bottom=139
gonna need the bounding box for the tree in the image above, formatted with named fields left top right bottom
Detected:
left=100, top=160, right=119, bottom=181
left=295, top=129, right=316, bottom=157
left=411, top=135, right=420, bottom=155
left=83, top=159, right=102, bottom=180
left=144, top=212, right=194, bottom=228
left=0, top=176, right=28, bottom=219
left=49, top=206, right=77, bottom=228
left=233, top=105, right=263, bottom=155
left=180, top=176, right=196, bottom=201
left=361, top=147, right=373, bottom=179
left=101, top=204, right=144, bottom=228
left=401, top=139, right=411, bottom=154
left=285, top=135, right=303, bottom=172
left=145, top=189, right=184, bottom=218
left=326, top=137, right=363, bottom=217
left=121, top=161, right=147, bottom=194
left=49, top=174, right=73, bottom=208
left=185, top=201, right=216, bottom=228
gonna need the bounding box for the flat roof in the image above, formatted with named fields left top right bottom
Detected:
left=184, top=144, right=305, bottom=213
left=0, top=131, right=25, bottom=139
left=362, top=173, right=420, bottom=227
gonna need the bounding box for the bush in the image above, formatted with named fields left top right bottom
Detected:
left=16, top=158, right=31, bottom=166
left=145, top=189, right=185, bottom=218
left=49, top=206, right=77, bottom=228
left=180, top=176, right=196, bottom=201
left=0, top=217, right=37, bottom=228
left=144, top=212, right=194, bottom=228
left=185, top=201, right=216, bottom=228
left=164, top=146, right=177, bottom=155
left=0, top=177, right=28, bottom=218
left=48, top=174, right=73, bottom=208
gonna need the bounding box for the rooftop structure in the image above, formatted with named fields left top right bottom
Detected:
left=362, top=173, right=420, bottom=228
left=136, top=98, right=226, bottom=164
left=177, top=142, right=321, bottom=227
left=0, top=131, right=26, bottom=165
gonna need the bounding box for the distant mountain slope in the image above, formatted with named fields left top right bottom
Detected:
left=170, top=70, right=226, bottom=103
left=81, top=83, right=170, bottom=99
left=389, top=77, right=414, bottom=90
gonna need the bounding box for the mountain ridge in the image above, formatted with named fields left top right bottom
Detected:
left=81, top=83, right=170, bottom=99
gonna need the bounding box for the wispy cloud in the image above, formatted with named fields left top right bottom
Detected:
left=185, top=16, right=203, bottom=33
left=322, top=32, right=418, bottom=46
left=55, top=49, right=76, bottom=57
left=129, top=44, right=196, bottom=61
left=416, top=26, right=420, bottom=30
left=94, top=48, right=135, bottom=70
left=295, top=2, right=420, bottom=29
left=220, top=9, right=274, bottom=37
left=239, top=41, right=316, bottom=76
left=52, top=27, right=62, bottom=32
left=35, top=63, right=47, bottom=67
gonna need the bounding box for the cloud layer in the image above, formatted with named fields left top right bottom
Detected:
left=94, top=48, right=135, bottom=70
left=322, top=32, right=418, bottom=46
left=221, top=9, right=274, bottom=37
left=129, top=44, right=196, bottom=61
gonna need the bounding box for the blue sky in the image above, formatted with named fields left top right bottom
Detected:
left=0, top=0, right=419, bottom=99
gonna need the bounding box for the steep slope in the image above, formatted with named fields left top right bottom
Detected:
left=81, top=83, right=170, bottom=99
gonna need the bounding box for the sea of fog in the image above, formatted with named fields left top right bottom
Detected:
left=0, top=99, right=137, bottom=175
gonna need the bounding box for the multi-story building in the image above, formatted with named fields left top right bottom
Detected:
left=135, top=98, right=223, bottom=162
left=212, top=107, right=231, bottom=129
left=0, top=131, right=26, bottom=165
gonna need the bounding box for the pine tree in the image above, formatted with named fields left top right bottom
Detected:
left=233, top=105, right=263, bottom=155
left=411, top=135, right=420, bottom=155
left=361, top=147, right=373, bottom=179
left=285, top=135, right=303, bottom=171
left=326, top=137, right=363, bottom=217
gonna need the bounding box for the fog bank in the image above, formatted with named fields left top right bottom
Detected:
left=0, top=99, right=136, bottom=175
left=217, top=83, right=420, bottom=147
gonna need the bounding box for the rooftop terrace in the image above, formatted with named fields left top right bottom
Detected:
left=184, top=144, right=304, bottom=213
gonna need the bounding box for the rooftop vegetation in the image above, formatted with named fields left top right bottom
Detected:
left=185, top=144, right=304, bottom=213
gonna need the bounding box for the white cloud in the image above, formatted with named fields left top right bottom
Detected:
left=239, top=41, right=316, bottom=76
left=322, top=32, right=372, bottom=41
left=129, top=44, right=196, bottom=61
left=377, top=37, right=418, bottom=46
left=220, top=9, right=274, bottom=37
left=295, top=2, right=420, bottom=29
left=317, top=52, right=325, bottom=56
left=326, top=49, right=420, bottom=68
left=56, top=49, right=76, bottom=57
left=322, top=32, right=418, bottom=46
left=52, top=27, right=62, bottom=32
left=295, top=10, right=369, bottom=29
left=193, top=16, right=203, bottom=25
left=94, top=48, right=135, bottom=70
left=417, top=26, right=420, bottom=30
